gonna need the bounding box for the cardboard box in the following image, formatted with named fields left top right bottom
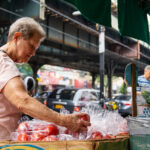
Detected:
left=0, top=137, right=129, bottom=150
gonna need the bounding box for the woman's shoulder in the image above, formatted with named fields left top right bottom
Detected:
left=0, top=51, right=19, bottom=75
left=0, top=51, right=14, bottom=65
left=0, top=50, right=7, bottom=57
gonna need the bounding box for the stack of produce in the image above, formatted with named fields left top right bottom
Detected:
left=15, top=120, right=59, bottom=141
left=11, top=106, right=129, bottom=141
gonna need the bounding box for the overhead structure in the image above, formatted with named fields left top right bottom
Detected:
left=0, top=0, right=150, bottom=85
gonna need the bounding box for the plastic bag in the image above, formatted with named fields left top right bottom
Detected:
left=11, top=119, right=60, bottom=141
left=81, top=105, right=129, bottom=139
left=11, top=105, right=129, bottom=141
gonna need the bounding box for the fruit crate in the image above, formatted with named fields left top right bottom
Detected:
left=0, top=137, right=129, bottom=150
left=128, top=117, right=150, bottom=150
left=130, top=135, right=150, bottom=150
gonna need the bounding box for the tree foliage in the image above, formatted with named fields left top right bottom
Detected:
left=120, top=83, right=127, bottom=94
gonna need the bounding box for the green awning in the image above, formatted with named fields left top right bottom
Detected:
left=65, top=0, right=111, bottom=27
left=65, top=0, right=150, bottom=44
left=118, top=0, right=149, bottom=44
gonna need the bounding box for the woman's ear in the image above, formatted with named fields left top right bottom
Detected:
left=13, top=32, right=22, bottom=41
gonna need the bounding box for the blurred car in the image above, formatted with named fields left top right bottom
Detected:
left=46, top=88, right=100, bottom=113
left=35, top=91, right=51, bottom=104
left=104, top=100, right=120, bottom=111
left=113, top=95, right=132, bottom=116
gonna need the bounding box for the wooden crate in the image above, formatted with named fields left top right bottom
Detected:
left=0, top=137, right=129, bottom=150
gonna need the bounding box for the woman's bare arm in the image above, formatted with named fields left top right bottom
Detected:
left=2, top=77, right=90, bottom=132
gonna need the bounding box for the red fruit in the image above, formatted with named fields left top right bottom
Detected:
left=80, top=114, right=89, bottom=121
left=34, top=125, right=46, bottom=131
left=17, top=122, right=29, bottom=132
left=71, top=132, right=79, bottom=138
left=103, top=134, right=111, bottom=139
left=42, top=135, right=58, bottom=141
left=64, top=129, right=79, bottom=138
left=45, top=124, right=59, bottom=135
left=119, top=132, right=129, bottom=135
left=17, top=133, right=30, bottom=141
left=90, top=131, right=103, bottom=140
left=64, top=129, right=69, bottom=134
left=31, top=132, right=46, bottom=141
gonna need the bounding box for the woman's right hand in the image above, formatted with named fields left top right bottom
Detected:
left=63, top=113, right=91, bottom=132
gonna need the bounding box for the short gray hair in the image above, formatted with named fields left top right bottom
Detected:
left=8, top=17, right=46, bottom=41
left=145, top=65, right=150, bottom=72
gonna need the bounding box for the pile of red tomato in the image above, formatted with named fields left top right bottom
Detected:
left=16, top=114, right=125, bottom=141
left=90, top=131, right=111, bottom=140
left=17, top=122, right=59, bottom=141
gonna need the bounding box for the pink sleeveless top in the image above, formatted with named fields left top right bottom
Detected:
left=0, top=51, right=22, bottom=140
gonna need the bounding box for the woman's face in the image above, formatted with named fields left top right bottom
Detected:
left=15, top=33, right=41, bottom=63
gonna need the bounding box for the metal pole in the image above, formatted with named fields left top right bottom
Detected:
left=131, top=63, right=137, bottom=117
left=99, top=26, right=105, bottom=99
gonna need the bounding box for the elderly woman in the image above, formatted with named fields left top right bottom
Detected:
left=0, top=17, right=90, bottom=140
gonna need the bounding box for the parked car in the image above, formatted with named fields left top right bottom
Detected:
left=46, top=88, right=100, bottom=113
left=35, top=91, right=51, bottom=104
left=113, top=95, right=132, bottom=116
left=104, top=100, right=120, bottom=111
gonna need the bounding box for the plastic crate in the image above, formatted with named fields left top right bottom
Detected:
left=128, top=117, right=150, bottom=150
left=130, top=135, right=150, bottom=150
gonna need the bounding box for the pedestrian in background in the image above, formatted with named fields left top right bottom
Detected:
left=138, top=65, right=150, bottom=88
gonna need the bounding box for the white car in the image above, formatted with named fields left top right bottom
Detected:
left=46, top=88, right=100, bottom=113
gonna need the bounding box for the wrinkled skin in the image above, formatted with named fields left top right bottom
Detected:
left=1, top=32, right=91, bottom=132
left=64, top=113, right=90, bottom=132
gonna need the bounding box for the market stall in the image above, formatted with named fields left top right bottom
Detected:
left=125, top=63, right=150, bottom=150
left=0, top=105, right=130, bottom=150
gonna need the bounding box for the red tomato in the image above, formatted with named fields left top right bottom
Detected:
left=31, top=132, right=46, bottom=141
left=80, top=114, right=89, bottom=121
left=119, top=132, right=129, bottom=135
left=64, top=129, right=69, bottom=134
left=42, top=135, right=58, bottom=141
left=17, top=122, right=29, bottom=132
left=17, top=133, right=30, bottom=141
left=90, top=131, right=103, bottom=140
left=45, top=124, right=59, bottom=135
left=64, top=129, right=79, bottom=138
left=34, top=125, right=46, bottom=131
left=103, top=134, right=111, bottom=139
left=71, top=132, right=79, bottom=138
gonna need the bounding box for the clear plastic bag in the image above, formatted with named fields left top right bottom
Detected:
left=11, top=119, right=60, bottom=142
left=11, top=105, right=129, bottom=141
left=81, top=105, right=129, bottom=139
